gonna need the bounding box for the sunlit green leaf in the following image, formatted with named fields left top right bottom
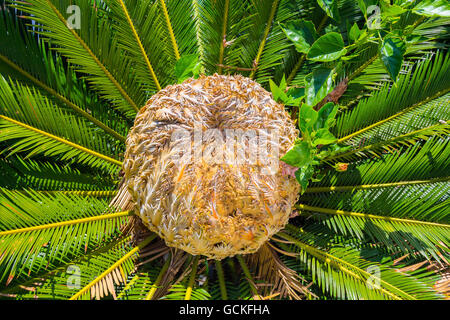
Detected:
left=175, top=54, right=201, bottom=83
left=349, top=23, right=361, bottom=44
left=313, top=128, right=337, bottom=146
left=304, top=68, right=334, bottom=107
left=381, top=2, right=407, bottom=18
left=307, top=32, right=347, bottom=62
left=295, top=165, right=314, bottom=192
left=315, top=102, right=338, bottom=130
left=280, top=19, right=318, bottom=54
left=281, top=141, right=313, bottom=168
left=317, top=0, right=340, bottom=21
left=299, top=104, right=318, bottom=135
left=412, top=0, right=450, bottom=17
left=380, top=36, right=406, bottom=82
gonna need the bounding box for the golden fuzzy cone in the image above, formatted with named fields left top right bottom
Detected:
left=122, top=74, right=299, bottom=260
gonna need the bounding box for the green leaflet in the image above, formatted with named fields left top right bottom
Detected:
left=299, top=104, right=318, bottom=136
left=307, top=32, right=347, bottom=62
left=295, top=165, right=314, bottom=192
left=348, top=23, right=362, bottom=44
left=315, top=102, right=338, bottom=130
left=281, top=141, right=312, bottom=168
left=380, top=2, right=407, bottom=19
left=175, top=54, right=201, bottom=83
left=280, top=19, right=318, bottom=54
left=380, top=36, right=406, bottom=82
left=282, top=102, right=342, bottom=189
left=270, top=75, right=304, bottom=106
left=312, top=128, right=337, bottom=146
left=1, top=0, right=449, bottom=301
left=412, top=0, right=450, bottom=18
left=304, top=68, right=334, bottom=107
left=317, top=0, right=340, bottom=21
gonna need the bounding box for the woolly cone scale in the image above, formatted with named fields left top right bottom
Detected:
left=111, top=74, right=300, bottom=260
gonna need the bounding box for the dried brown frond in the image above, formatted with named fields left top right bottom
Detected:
left=245, top=243, right=311, bottom=300
left=315, top=77, right=348, bottom=110
left=152, top=250, right=188, bottom=300
left=427, top=258, right=450, bottom=300
left=434, top=271, right=450, bottom=299
left=110, top=179, right=135, bottom=212
left=394, top=253, right=450, bottom=299
left=137, top=238, right=171, bottom=267
left=396, top=260, right=429, bottom=273
left=90, top=267, right=124, bottom=300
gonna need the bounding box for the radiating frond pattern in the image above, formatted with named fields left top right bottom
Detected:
left=0, top=0, right=449, bottom=300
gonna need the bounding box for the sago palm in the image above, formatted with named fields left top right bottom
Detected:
left=0, top=0, right=449, bottom=300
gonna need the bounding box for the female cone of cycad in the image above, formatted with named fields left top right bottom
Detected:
left=122, top=74, right=300, bottom=260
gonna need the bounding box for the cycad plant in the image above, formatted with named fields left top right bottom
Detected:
left=0, top=0, right=449, bottom=300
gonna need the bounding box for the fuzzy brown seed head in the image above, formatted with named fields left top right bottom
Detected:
left=123, top=74, right=299, bottom=260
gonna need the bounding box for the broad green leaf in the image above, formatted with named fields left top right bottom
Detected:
left=269, top=79, right=287, bottom=101
left=285, top=87, right=305, bottom=107
left=286, top=87, right=305, bottom=100
left=313, top=128, right=337, bottom=146
left=175, top=54, right=201, bottom=83
left=412, top=0, right=450, bottom=17
left=279, top=75, right=287, bottom=91
left=299, top=104, right=318, bottom=135
left=317, top=0, right=340, bottom=21
left=304, top=68, right=334, bottom=107
left=315, top=102, right=338, bottom=130
left=295, top=165, right=314, bottom=192
left=307, top=32, right=347, bottom=62
left=286, top=97, right=304, bottom=107
left=280, top=19, right=318, bottom=54
left=381, top=2, right=407, bottom=18
left=281, top=141, right=312, bottom=168
left=380, top=37, right=406, bottom=82
left=270, top=76, right=303, bottom=106
left=349, top=23, right=361, bottom=44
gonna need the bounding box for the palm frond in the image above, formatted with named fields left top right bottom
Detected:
left=0, top=189, right=130, bottom=288
left=305, top=138, right=450, bottom=260
left=115, top=269, right=162, bottom=300
left=162, top=0, right=199, bottom=58
left=162, top=283, right=211, bottom=300
left=0, top=7, right=128, bottom=142
left=12, top=0, right=144, bottom=118
left=335, top=51, right=450, bottom=142
left=0, top=78, right=123, bottom=172
left=193, top=0, right=249, bottom=75
left=2, top=237, right=134, bottom=299
left=295, top=199, right=450, bottom=261
left=0, top=0, right=448, bottom=301
left=326, top=122, right=449, bottom=163
left=0, top=155, right=117, bottom=191
left=251, top=0, right=298, bottom=85
left=70, top=234, right=156, bottom=300
left=106, top=0, right=164, bottom=91
left=278, top=226, right=444, bottom=300
left=315, top=138, right=450, bottom=187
